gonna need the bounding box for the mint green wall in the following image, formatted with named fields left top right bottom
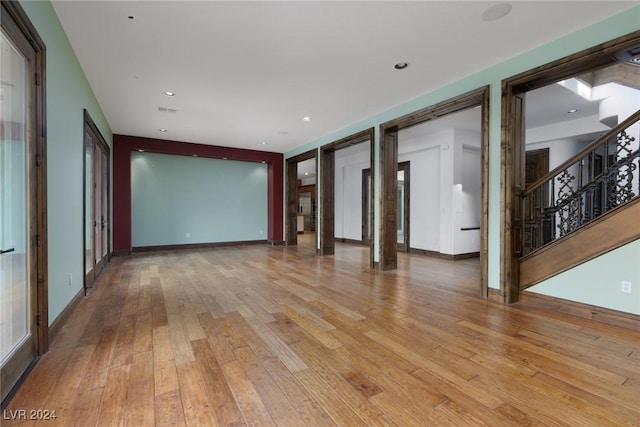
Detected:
left=131, top=152, right=267, bottom=247
left=286, top=7, right=640, bottom=298
left=528, top=240, right=640, bottom=315
left=21, top=1, right=113, bottom=325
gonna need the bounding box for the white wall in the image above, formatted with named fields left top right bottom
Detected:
left=398, top=126, right=481, bottom=255
left=453, top=130, right=482, bottom=255
left=334, top=143, right=370, bottom=241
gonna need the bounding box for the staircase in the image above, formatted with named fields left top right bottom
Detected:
left=518, top=109, right=640, bottom=290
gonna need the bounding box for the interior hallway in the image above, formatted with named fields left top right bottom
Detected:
left=4, top=243, right=639, bottom=426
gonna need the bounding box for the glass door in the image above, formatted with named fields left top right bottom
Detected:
left=0, top=29, right=35, bottom=404
left=84, top=112, right=110, bottom=292
left=84, top=130, right=94, bottom=284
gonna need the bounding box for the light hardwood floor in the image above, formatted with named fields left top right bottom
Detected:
left=3, top=240, right=639, bottom=426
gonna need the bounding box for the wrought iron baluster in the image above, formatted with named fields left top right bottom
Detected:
left=523, top=113, right=639, bottom=254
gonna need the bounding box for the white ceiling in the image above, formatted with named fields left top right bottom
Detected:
left=51, top=1, right=638, bottom=154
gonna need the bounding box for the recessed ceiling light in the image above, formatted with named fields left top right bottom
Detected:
left=394, top=62, right=409, bottom=70
left=261, top=161, right=266, bottom=164
left=303, top=116, right=312, bottom=122
left=138, top=149, right=144, bottom=152
left=304, top=172, right=309, bottom=176
left=192, top=154, right=198, bottom=157
left=222, top=157, right=228, bottom=160
left=481, top=3, right=512, bottom=22
left=158, top=128, right=167, bottom=132
left=164, top=91, right=175, bottom=97
left=261, top=141, right=267, bottom=145
left=568, top=109, right=578, bottom=113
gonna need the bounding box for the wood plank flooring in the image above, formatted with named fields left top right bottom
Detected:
left=3, top=239, right=639, bottom=426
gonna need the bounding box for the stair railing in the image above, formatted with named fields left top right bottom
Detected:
left=521, top=109, right=640, bottom=255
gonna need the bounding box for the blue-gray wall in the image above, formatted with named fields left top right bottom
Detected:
left=131, top=152, right=267, bottom=247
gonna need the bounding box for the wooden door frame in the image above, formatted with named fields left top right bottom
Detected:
left=362, top=168, right=372, bottom=246
left=501, top=30, right=640, bottom=303
left=380, top=87, right=490, bottom=297
left=285, top=149, right=317, bottom=246
left=83, top=109, right=110, bottom=292
left=319, top=128, right=375, bottom=266
left=1, top=0, right=47, bottom=406
left=397, top=161, right=410, bottom=252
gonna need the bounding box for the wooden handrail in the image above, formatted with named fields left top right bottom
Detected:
left=523, top=109, right=640, bottom=196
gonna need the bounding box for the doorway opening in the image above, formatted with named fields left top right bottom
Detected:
left=502, top=31, right=640, bottom=302
left=320, top=128, right=374, bottom=266
left=379, top=87, right=489, bottom=297
left=83, top=110, right=110, bottom=292
left=286, top=149, right=318, bottom=252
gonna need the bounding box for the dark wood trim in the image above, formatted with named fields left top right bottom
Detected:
left=286, top=157, right=299, bottom=245
left=380, top=88, right=489, bottom=130
left=361, top=168, right=371, bottom=246
left=452, top=252, right=480, bottom=260
left=380, top=86, right=490, bottom=297
left=518, top=291, right=640, bottom=331
left=479, top=85, right=490, bottom=300
left=319, top=128, right=375, bottom=265
left=409, top=247, right=480, bottom=260
left=298, top=184, right=316, bottom=195
left=48, top=289, right=84, bottom=344
left=501, top=31, right=640, bottom=303
left=335, top=238, right=367, bottom=246
left=132, top=240, right=269, bottom=253
left=320, top=148, right=335, bottom=255
left=519, top=198, right=640, bottom=289
left=380, top=128, right=398, bottom=270
left=286, top=149, right=317, bottom=246
left=507, top=30, right=640, bottom=93
left=111, top=250, right=132, bottom=257
left=502, top=92, right=526, bottom=303
left=369, top=129, right=375, bottom=270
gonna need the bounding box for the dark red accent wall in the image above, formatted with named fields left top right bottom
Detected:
left=113, top=134, right=284, bottom=252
